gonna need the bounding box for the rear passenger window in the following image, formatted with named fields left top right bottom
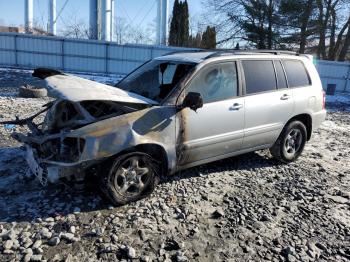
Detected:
left=274, top=61, right=288, bottom=89
left=283, top=60, right=311, bottom=87
left=242, top=60, right=276, bottom=94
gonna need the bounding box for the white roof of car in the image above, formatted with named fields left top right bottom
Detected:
left=156, top=51, right=216, bottom=63
left=155, top=51, right=310, bottom=64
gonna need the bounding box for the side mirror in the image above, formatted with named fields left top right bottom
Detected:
left=182, top=92, right=203, bottom=112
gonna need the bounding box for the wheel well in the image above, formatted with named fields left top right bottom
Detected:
left=107, top=144, right=169, bottom=176
left=134, top=144, right=168, bottom=174
left=287, top=114, right=312, bottom=140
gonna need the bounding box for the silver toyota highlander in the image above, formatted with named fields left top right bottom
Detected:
left=6, top=50, right=327, bottom=205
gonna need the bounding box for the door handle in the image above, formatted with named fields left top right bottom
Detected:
left=281, top=94, right=290, bottom=100
left=230, top=103, right=243, bottom=110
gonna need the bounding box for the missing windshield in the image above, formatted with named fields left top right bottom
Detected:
left=116, top=60, right=196, bottom=102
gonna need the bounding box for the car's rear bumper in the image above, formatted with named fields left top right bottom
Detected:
left=312, top=109, right=327, bottom=131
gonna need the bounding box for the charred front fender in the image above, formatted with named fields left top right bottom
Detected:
left=69, top=106, right=178, bottom=170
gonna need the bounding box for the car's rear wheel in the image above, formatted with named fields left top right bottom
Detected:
left=99, top=152, right=160, bottom=206
left=270, top=120, right=307, bottom=163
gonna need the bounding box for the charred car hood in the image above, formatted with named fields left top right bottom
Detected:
left=32, top=68, right=158, bottom=105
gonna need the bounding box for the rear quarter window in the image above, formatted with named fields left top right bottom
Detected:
left=283, top=60, right=311, bottom=88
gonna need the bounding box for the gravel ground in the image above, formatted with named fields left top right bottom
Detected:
left=0, top=69, right=349, bottom=262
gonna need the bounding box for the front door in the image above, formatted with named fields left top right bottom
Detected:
left=177, top=61, right=245, bottom=165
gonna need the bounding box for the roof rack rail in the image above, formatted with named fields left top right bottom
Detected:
left=161, top=49, right=302, bottom=60
left=205, top=49, right=300, bottom=59
left=241, top=49, right=298, bottom=55
left=162, top=49, right=203, bottom=56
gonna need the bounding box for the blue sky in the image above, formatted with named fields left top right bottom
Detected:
left=0, top=0, right=203, bottom=30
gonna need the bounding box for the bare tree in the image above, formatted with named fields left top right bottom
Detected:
left=203, top=0, right=349, bottom=60
left=299, top=0, right=317, bottom=53
left=337, top=17, right=350, bottom=61
left=316, top=0, right=338, bottom=59
left=114, top=17, right=154, bottom=45
left=59, top=17, right=89, bottom=39
left=189, top=14, right=205, bottom=37
left=58, top=10, right=89, bottom=39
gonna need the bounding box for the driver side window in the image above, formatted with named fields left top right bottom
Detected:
left=186, top=62, right=238, bottom=103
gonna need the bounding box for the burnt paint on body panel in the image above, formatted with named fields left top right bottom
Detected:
left=71, top=106, right=178, bottom=170
left=175, top=93, right=191, bottom=167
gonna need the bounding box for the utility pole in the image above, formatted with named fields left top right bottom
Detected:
left=24, top=0, right=34, bottom=33
left=111, top=0, right=115, bottom=42
left=161, top=0, right=169, bottom=45
left=90, top=0, right=98, bottom=39
left=101, top=0, right=111, bottom=41
left=156, top=0, right=169, bottom=45
left=90, top=0, right=115, bottom=41
left=48, top=0, right=57, bottom=35
left=156, top=0, right=162, bottom=45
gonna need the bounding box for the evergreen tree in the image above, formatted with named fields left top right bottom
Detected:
left=169, top=0, right=190, bottom=47
left=279, top=0, right=318, bottom=53
left=201, top=26, right=216, bottom=49
left=169, top=0, right=180, bottom=46
left=240, top=0, right=279, bottom=49
left=188, top=32, right=202, bottom=48
left=204, top=0, right=280, bottom=49
left=180, top=0, right=190, bottom=46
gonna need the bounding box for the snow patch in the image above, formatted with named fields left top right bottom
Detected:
left=326, top=93, right=350, bottom=104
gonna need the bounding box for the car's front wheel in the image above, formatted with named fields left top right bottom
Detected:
left=270, top=120, right=307, bottom=163
left=99, top=152, right=160, bottom=206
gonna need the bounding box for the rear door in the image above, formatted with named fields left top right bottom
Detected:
left=241, top=59, right=294, bottom=149
left=282, top=59, right=314, bottom=116
left=177, top=61, right=245, bottom=165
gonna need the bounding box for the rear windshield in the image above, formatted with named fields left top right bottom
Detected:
left=117, top=60, right=196, bottom=102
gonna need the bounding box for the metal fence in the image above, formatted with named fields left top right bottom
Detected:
left=315, top=60, right=350, bottom=92
left=0, top=32, right=349, bottom=91
left=0, top=32, right=190, bottom=75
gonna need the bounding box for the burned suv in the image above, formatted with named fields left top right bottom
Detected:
left=7, top=51, right=326, bottom=205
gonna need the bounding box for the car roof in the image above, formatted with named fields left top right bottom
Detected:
left=155, top=51, right=216, bottom=63
left=156, top=50, right=310, bottom=64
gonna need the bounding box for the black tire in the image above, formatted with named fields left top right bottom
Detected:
left=19, top=85, right=47, bottom=98
left=270, top=120, right=307, bottom=163
left=99, top=152, right=160, bottom=206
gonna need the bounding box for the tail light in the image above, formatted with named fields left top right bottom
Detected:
left=322, top=90, right=326, bottom=109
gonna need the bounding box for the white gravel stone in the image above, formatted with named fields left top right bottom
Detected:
left=30, top=254, right=43, bottom=261
left=39, top=228, right=52, bottom=239
left=69, top=226, right=76, bottom=234
left=3, top=239, right=13, bottom=250
left=32, top=240, right=42, bottom=249
left=48, top=237, right=60, bottom=246
left=60, top=232, right=79, bottom=242
left=127, top=246, right=137, bottom=259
